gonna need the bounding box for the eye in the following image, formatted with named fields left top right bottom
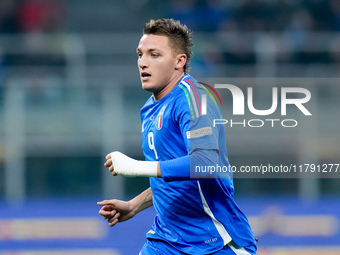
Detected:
left=137, top=52, right=142, bottom=58
left=151, top=53, right=159, bottom=58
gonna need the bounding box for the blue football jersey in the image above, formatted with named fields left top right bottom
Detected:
left=140, top=74, right=255, bottom=254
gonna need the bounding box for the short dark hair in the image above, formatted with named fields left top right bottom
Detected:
left=143, top=18, right=193, bottom=73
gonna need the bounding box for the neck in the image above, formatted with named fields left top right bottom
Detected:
left=153, top=72, right=185, bottom=101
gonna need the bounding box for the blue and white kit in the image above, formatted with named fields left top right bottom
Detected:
left=140, top=74, right=256, bottom=254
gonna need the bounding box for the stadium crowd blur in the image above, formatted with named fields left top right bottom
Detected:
left=165, top=0, right=340, bottom=76
left=0, top=0, right=340, bottom=68
left=0, top=0, right=64, bottom=63
left=1, top=0, right=339, bottom=104
left=0, top=0, right=65, bottom=104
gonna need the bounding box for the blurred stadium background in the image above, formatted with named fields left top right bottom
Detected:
left=0, top=0, right=340, bottom=254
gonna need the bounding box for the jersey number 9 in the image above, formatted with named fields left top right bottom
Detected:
left=148, top=132, right=159, bottom=160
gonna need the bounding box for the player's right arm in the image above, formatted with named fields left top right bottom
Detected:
left=97, top=187, right=153, bottom=227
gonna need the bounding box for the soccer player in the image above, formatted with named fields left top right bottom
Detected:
left=97, top=18, right=257, bottom=255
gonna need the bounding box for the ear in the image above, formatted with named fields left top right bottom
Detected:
left=175, top=54, right=187, bottom=70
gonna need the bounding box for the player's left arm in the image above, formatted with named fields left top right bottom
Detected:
left=104, top=148, right=218, bottom=180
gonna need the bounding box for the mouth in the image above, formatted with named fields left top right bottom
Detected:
left=141, top=72, right=151, bottom=81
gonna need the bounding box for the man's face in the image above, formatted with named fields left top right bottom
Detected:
left=137, top=34, right=181, bottom=95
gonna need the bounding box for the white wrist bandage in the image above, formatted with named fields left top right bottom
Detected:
left=110, top=151, right=158, bottom=177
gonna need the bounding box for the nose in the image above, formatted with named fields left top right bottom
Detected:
left=138, top=55, right=148, bottom=69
